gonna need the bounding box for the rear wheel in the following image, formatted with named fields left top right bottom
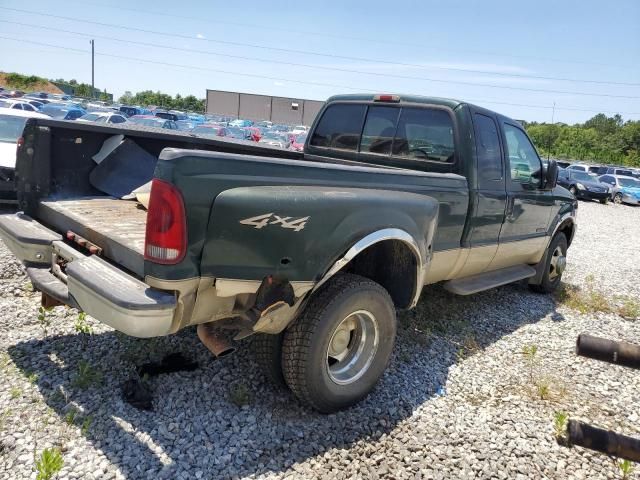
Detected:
left=282, top=273, right=396, bottom=413
left=529, top=233, right=568, bottom=294
left=253, top=333, right=286, bottom=387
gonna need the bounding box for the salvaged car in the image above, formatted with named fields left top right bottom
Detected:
left=557, top=169, right=611, bottom=204
left=0, top=94, right=576, bottom=412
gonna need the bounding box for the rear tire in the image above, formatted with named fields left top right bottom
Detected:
left=253, top=333, right=286, bottom=387
left=282, top=273, right=396, bottom=413
left=529, top=233, right=568, bottom=294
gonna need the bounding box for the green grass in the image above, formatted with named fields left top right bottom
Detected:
left=10, top=387, right=22, bottom=399
left=618, top=459, right=634, bottom=480
left=34, top=447, right=63, bottom=480
left=71, top=361, right=102, bottom=389
left=618, top=297, right=640, bottom=320
left=554, top=282, right=612, bottom=314
left=553, top=411, right=569, bottom=444
left=37, top=307, right=54, bottom=338
left=228, top=383, right=251, bottom=407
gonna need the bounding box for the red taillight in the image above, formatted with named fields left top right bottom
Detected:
left=16, top=137, right=24, bottom=148
left=144, top=179, right=187, bottom=264
left=373, top=94, right=400, bottom=103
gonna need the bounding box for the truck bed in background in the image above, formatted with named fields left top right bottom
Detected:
left=39, top=197, right=146, bottom=276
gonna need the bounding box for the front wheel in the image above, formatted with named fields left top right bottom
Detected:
left=282, top=273, right=396, bottom=413
left=614, top=193, right=623, bottom=204
left=529, top=233, right=568, bottom=294
left=599, top=197, right=609, bottom=205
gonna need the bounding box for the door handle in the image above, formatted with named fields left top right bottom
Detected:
left=506, top=196, right=515, bottom=218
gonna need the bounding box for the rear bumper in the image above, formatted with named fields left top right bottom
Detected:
left=0, top=213, right=177, bottom=337
left=576, top=190, right=609, bottom=201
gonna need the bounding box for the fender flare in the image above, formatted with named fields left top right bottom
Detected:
left=312, top=228, right=426, bottom=308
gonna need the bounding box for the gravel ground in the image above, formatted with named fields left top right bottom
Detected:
left=0, top=200, right=639, bottom=480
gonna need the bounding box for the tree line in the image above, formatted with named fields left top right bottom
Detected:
left=524, top=114, right=640, bottom=167
left=118, top=90, right=205, bottom=113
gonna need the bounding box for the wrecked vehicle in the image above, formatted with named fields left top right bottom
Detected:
left=0, top=94, right=577, bottom=412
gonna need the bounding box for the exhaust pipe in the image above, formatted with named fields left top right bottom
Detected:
left=568, top=420, right=640, bottom=462
left=576, top=334, right=640, bottom=370
left=197, top=323, right=236, bottom=358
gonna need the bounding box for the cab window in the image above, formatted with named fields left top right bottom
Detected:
left=359, top=106, right=399, bottom=155
left=503, top=123, right=542, bottom=186
left=473, top=113, right=503, bottom=187
left=391, top=108, right=455, bottom=165
left=310, top=104, right=366, bottom=151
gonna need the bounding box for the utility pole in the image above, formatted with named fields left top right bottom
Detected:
left=547, top=101, right=556, bottom=161
left=90, top=39, right=95, bottom=99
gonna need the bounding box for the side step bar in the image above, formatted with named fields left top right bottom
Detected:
left=443, top=264, right=536, bottom=295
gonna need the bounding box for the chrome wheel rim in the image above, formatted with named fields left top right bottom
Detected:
left=326, top=310, right=379, bottom=385
left=614, top=194, right=622, bottom=204
left=549, top=246, right=566, bottom=280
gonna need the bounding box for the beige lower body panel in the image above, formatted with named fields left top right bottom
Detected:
left=424, top=236, right=549, bottom=285
left=145, top=275, right=315, bottom=334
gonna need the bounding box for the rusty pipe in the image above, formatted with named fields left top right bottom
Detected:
left=576, top=334, right=640, bottom=370
left=568, top=420, right=640, bottom=462
left=197, top=323, right=236, bottom=358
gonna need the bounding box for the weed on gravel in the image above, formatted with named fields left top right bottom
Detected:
left=34, top=447, right=63, bottom=480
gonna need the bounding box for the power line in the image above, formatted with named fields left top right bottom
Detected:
left=1, top=35, right=637, bottom=116
left=3, top=7, right=639, bottom=92
left=6, top=20, right=639, bottom=95
left=73, top=0, right=633, bottom=70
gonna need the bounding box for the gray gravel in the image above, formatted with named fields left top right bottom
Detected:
left=0, top=200, right=639, bottom=480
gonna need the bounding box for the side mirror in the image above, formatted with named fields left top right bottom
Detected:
left=544, top=160, right=558, bottom=190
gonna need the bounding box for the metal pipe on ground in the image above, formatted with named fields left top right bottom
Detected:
left=576, top=334, right=640, bottom=370
left=197, top=323, right=236, bottom=358
left=568, top=420, right=640, bottom=462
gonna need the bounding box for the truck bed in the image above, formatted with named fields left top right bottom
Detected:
left=39, top=197, right=146, bottom=277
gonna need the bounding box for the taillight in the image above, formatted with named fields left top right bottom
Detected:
left=144, top=179, right=187, bottom=264
left=16, top=137, right=24, bottom=148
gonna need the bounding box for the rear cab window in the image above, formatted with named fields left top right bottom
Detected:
left=310, top=101, right=457, bottom=173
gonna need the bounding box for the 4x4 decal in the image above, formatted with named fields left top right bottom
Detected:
left=239, top=213, right=309, bottom=232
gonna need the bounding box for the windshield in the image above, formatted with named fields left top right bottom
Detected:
left=0, top=115, right=27, bottom=143
left=619, top=177, right=640, bottom=188
left=136, top=118, right=166, bottom=127
left=572, top=171, right=593, bottom=182
left=226, top=127, right=247, bottom=138
left=79, top=113, right=100, bottom=121
left=193, top=126, right=220, bottom=135
left=261, top=133, right=282, bottom=141
left=46, top=109, right=70, bottom=119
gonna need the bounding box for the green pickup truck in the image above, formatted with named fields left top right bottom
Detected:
left=0, top=94, right=576, bottom=412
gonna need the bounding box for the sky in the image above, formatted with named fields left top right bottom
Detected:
left=0, top=0, right=638, bottom=123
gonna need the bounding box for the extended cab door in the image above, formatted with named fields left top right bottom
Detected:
left=463, top=110, right=507, bottom=274
left=492, top=121, right=553, bottom=268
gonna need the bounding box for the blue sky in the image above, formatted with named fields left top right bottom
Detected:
left=0, top=0, right=638, bottom=123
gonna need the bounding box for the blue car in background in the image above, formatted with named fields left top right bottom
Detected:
left=598, top=174, right=640, bottom=205
left=41, top=103, right=86, bottom=121
left=228, top=119, right=253, bottom=127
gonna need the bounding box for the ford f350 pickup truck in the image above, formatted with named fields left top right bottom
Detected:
left=0, top=94, right=576, bottom=412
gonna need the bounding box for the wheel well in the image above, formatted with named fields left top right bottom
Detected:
left=342, top=239, right=418, bottom=309
left=558, top=221, right=575, bottom=247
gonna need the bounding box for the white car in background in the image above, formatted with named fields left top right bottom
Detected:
left=0, top=108, right=50, bottom=199
left=0, top=99, right=40, bottom=112
left=290, top=125, right=309, bottom=135
left=77, top=111, right=128, bottom=124
left=0, top=108, right=50, bottom=168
